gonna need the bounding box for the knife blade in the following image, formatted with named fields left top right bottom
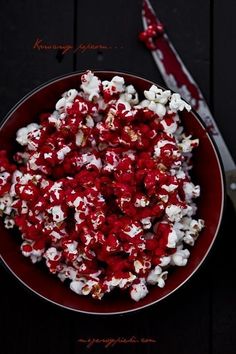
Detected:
left=141, top=0, right=236, bottom=209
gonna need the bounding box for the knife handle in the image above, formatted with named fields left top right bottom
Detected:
left=226, top=169, right=236, bottom=211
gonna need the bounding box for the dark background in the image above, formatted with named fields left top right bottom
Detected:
left=0, top=1, right=236, bottom=353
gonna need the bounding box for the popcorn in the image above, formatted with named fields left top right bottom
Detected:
left=140, top=217, right=152, bottom=229
left=144, top=85, right=171, bottom=104
left=55, top=97, right=67, bottom=112
left=104, top=273, right=136, bottom=292
left=57, top=146, right=71, bottom=161
left=147, top=266, right=168, bottom=287
left=167, top=228, right=178, bottom=248
left=75, top=130, right=85, bottom=146
left=160, top=114, right=179, bottom=135
left=0, top=195, right=13, bottom=215
left=16, top=123, right=40, bottom=146
left=102, top=76, right=125, bottom=95
left=130, top=279, right=149, bottom=301
left=165, top=204, right=183, bottom=222
left=4, top=216, right=15, bottom=229
left=149, top=101, right=166, bottom=117
left=142, top=86, right=173, bottom=117
left=170, top=247, right=190, bottom=266
left=169, top=93, right=191, bottom=112
left=134, top=194, right=150, bottom=207
left=183, top=182, right=200, bottom=202
left=81, top=70, right=101, bottom=101
left=50, top=205, right=66, bottom=222
left=70, top=279, right=87, bottom=295
left=44, top=247, right=62, bottom=273
left=122, top=222, right=143, bottom=238
left=58, top=265, right=77, bottom=282
left=153, top=139, right=176, bottom=158
left=0, top=71, right=204, bottom=302
left=124, top=85, right=139, bottom=105
left=66, top=89, right=79, bottom=103
left=159, top=256, right=171, bottom=267
left=178, top=135, right=199, bottom=153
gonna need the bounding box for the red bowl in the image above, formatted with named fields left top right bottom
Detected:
left=0, top=71, right=225, bottom=314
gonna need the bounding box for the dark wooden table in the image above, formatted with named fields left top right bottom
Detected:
left=0, top=1, right=235, bottom=353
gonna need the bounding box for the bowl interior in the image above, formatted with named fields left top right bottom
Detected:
left=0, top=71, right=224, bottom=314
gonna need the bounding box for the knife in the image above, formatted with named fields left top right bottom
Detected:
left=140, top=0, right=236, bottom=209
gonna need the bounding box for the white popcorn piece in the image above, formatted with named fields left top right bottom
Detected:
left=159, top=256, right=171, bottom=267
left=124, top=85, right=139, bottom=105
left=105, top=273, right=137, bottom=293
left=57, top=146, right=71, bottom=161
left=0, top=172, right=10, bottom=187
left=56, top=96, right=72, bottom=113
left=103, top=151, right=120, bottom=172
left=149, top=85, right=160, bottom=93
left=178, top=135, right=199, bottom=153
left=155, top=103, right=167, bottom=117
left=180, top=218, right=205, bottom=246
left=0, top=195, right=13, bottom=215
left=140, top=217, right=152, bottom=229
left=171, top=168, right=186, bottom=180
left=11, top=170, right=23, bottom=184
left=165, top=204, right=183, bottom=222
left=16, top=123, right=40, bottom=146
left=144, top=85, right=171, bottom=105
left=27, top=152, right=41, bottom=171
left=191, top=218, right=205, bottom=231
left=169, top=93, right=191, bottom=112
left=135, top=99, right=149, bottom=109
left=123, top=223, right=143, bottom=238
left=162, top=183, right=178, bottom=192
left=85, top=115, right=95, bottom=128
left=44, top=247, right=61, bottom=260
left=183, top=182, right=200, bottom=201
left=65, top=241, right=78, bottom=254
left=134, top=195, right=150, bottom=207
left=55, top=97, right=67, bottom=112
left=134, top=260, right=151, bottom=274
left=58, top=265, right=77, bottom=282
left=66, top=89, right=79, bottom=102
left=75, top=130, right=85, bottom=146
left=115, top=85, right=139, bottom=109
left=83, top=153, right=102, bottom=170
left=48, top=111, right=62, bottom=128
left=167, top=228, right=178, bottom=248
left=134, top=260, right=143, bottom=274
left=80, top=280, right=99, bottom=296
left=171, top=248, right=190, bottom=266
left=173, top=221, right=185, bottom=241
left=160, top=119, right=178, bottom=135
left=50, top=206, right=66, bottom=222
left=102, top=75, right=125, bottom=94
left=154, top=139, right=175, bottom=158
left=183, top=231, right=195, bottom=246
left=116, top=97, right=131, bottom=111
left=70, top=278, right=104, bottom=299
left=147, top=266, right=168, bottom=288
left=130, top=279, right=149, bottom=302
left=4, top=217, right=15, bottom=229
left=81, top=70, right=101, bottom=101
left=70, top=279, right=86, bottom=295
left=144, top=90, right=156, bottom=101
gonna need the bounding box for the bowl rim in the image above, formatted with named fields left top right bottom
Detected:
left=0, top=70, right=226, bottom=315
